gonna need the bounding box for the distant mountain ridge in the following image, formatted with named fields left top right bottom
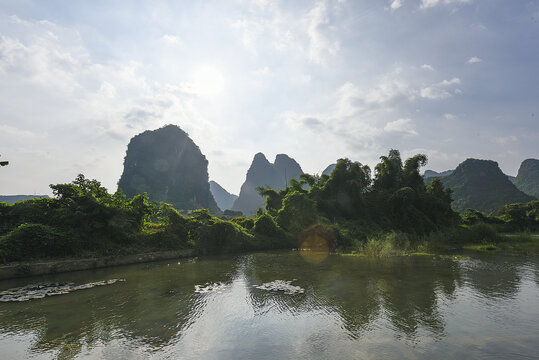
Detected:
left=322, top=163, right=336, bottom=176
left=423, top=169, right=453, bottom=179
left=232, top=153, right=303, bottom=215
left=118, top=125, right=219, bottom=212
left=0, top=195, right=49, bottom=204
left=435, top=158, right=535, bottom=213
left=209, top=181, right=238, bottom=211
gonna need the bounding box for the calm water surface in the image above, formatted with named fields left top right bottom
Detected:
left=0, top=251, right=538, bottom=359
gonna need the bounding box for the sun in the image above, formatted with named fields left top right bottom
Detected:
left=192, top=65, right=226, bottom=97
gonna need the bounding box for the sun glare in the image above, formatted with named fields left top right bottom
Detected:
left=192, top=65, right=226, bottom=97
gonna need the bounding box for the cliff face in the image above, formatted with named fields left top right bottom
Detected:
left=514, top=158, right=539, bottom=198
left=209, top=181, right=238, bottom=211
left=118, top=125, right=219, bottom=212
left=322, top=163, right=336, bottom=176
left=439, top=158, right=535, bottom=213
left=232, top=153, right=303, bottom=215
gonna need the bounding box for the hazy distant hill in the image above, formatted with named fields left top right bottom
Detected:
left=425, top=169, right=516, bottom=182
left=514, top=158, right=539, bottom=198
left=118, top=125, right=219, bottom=212
left=423, top=169, right=453, bottom=179
left=232, top=153, right=303, bottom=215
left=322, top=163, right=336, bottom=176
left=437, top=158, right=535, bottom=213
left=0, top=195, right=49, bottom=204
left=209, top=181, right=238, bottom=211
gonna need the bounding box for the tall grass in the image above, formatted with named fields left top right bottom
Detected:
left=356, top=223, right=510, bottom=257
left=361, top=231, right=411, bottom=257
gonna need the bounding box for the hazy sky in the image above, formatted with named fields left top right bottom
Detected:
left=0, top=0, right=538, bottom=195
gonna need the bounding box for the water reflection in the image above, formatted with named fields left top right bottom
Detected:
left=0, top=251, right=537, bottom=359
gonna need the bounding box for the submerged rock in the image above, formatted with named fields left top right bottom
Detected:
left=194, top=282, right=228, bottom=294
left=255, top=280, right=305, bottom=294
left=0, top=279, right=126, bottom=302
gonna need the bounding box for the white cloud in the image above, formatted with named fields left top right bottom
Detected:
left=161, top=34, right=181, bottom=44
left=493, top=135, right=517, bottom=144
left=420, top=0, right=472, bottom=9
left=384, top=118, right=418, bottom=136
left=421, top=64, right=434, bottom=71
left=303, top=1, right=341, bottom=64
left=98, top=82, right=117, bottom=99
left=0, top=124, right=46, bottom=139
left=390, top=0, right=404, bottom=10
left=444, top=113, right=456, bottom=120
left=420, top=77, right=461, bottom=99
left=252, top=66, right=272, bottom=77
left=467, top=56, right=482, bottom=64
left=230, top=0, right=343, bottom=65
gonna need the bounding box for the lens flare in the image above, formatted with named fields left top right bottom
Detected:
left=298, top=223, right=336, bottom=263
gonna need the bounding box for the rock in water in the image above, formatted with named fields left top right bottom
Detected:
left=232, top=153, right=303, bottom=215
left=118, top=125, right=219, bottom=212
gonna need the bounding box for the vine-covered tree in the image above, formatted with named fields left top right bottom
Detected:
left=0, top=154, right=8, bottom=167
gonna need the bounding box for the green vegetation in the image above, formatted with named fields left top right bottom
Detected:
left=257, top=150, right=459, bottom=248
left=1, top=149, right=538, bottom=264
left=435, top=158, right=535, bottom=213
left=0, top=174, right=293, bottom=263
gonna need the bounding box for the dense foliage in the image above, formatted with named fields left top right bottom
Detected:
left=0, top=174, right=293, bottom=263
left=1, top=150, right=537, bottom=263
left=257, top=150, right=459, bottom=248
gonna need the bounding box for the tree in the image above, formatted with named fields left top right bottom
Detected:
left=0, top=154, right=8, bottom=167
left=373, top=149, right=402, bottom=191
left=402, top=154, right=427, bottom=191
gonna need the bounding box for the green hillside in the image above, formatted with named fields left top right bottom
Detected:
left=439, top=158, right=535, bottom=213
left=514, top=158, right=539, bottom=198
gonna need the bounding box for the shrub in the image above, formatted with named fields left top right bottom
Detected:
left=253, top=213, right=284, bottom=238
left=0, top=223, right=75, bottom=262
left=194, top=221, right=253, bottom=254
left=362, top=231, right=411, bottom=257
left=465, top=223, right=501, bottom=243
left=231, top=216, right=255, bottom=230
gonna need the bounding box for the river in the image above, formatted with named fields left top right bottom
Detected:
left=0, top=250, right=538, bottom=359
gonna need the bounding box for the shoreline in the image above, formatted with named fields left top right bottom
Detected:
left=0, top=249, right=195, bottom=280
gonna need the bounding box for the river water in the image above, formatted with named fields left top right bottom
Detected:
left=0, top=251, right=537, bottom=359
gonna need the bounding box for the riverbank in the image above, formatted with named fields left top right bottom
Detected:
left=342, top=232, right=539, bottom=257
left=0, top=249, right=195, bottom=280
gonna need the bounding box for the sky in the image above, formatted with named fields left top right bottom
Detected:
left=0, top=0, right=538, bottom=196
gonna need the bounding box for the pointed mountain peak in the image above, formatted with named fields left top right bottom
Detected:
left=253, top=152, right=269, bottom=162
